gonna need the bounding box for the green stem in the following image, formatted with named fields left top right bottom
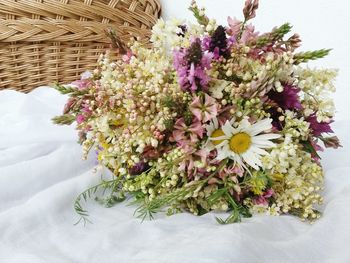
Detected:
left=237, top=19, right=247, bottom=41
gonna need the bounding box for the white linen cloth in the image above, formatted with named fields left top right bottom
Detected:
left=1, top=0, right=350, bottom=262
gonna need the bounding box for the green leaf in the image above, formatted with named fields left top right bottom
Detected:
left=197, top=205, right=209, bottom=216
left=162, top=97, right=176, bottom=108
left=215, top=209, right=240, bottom=225
left=300, top=140, right=321, bottom=159
left=214, top=192, right=252, bottom=225
left=207, top=188, right=228, bottom=207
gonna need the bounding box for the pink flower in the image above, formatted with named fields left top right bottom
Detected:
left=243, top=0, right=259, bottom=20
left=253, top=188, right=274, bottom=206
left=76, top=114, right=85, bottom=124
left=311, top=139, right=324, bottom=152
left=172, top=118, right=204, bottom=148
left=227, top=17, right=258, bottom=44
left=122, top=50, right=133, bottom=64
left=218, top=164, right=244, bottom=179
left=82, top=101, right=92, bottom=114
left=263, top=188, right=274, bottom=198
left=227, top=17, right=242, bottom=36
left=202, top=36, right=211, bottom=50
left=63, top=98, right=75, bottom=114
left=71, top=79, right=91, bottom=90
left=230, top=166, right=244, bottom=177
left=202, top=26, right=230, bottom=59
left=195, top=148, right=209, bottom=165
left=189, top=94, right=218, bottom=123
left=240, top=24, right=259, bottom=44
left=309, top=139, right=324, bottom=163
left=178, top=148, right=209, bottom=178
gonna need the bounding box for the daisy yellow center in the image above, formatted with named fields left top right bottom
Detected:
left=211, top=129, right=225, bottom=145
left=229, top=132, right=251, bottom=154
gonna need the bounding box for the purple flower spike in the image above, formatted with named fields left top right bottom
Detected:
left=209, top=25, right=229, bottom=58
left=173, top=39, right=213, bottom=92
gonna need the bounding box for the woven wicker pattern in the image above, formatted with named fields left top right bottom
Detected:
left=0, top=0, right=161, bottom=92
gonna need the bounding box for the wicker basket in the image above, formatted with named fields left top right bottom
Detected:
left=0, top=0, right=161, bottom=92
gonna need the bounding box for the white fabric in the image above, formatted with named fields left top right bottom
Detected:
left=1, top=1, right=350, bottom=262
left=1, top=87, right=349, bottom=263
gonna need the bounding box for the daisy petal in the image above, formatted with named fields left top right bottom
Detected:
left=213, top=117, right=218, bottom=129
left=252, top=140, right=276, bottom=148
left=222, top=120, right=236, bottom=136
left=214, top=139, right=229, bottom=149
left=241, top=151, right=261, bottom=170
left=250, top=145, right=268, bottom=155
left=247, top=118, right=273, bottom=136
left=254, top=133, right=281, bottom=140
left=238, top=118, right=251, bottom=132
left=215, top=149, right=229, bottom=161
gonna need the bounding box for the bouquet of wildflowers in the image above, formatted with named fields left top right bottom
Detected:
left=54, top=0, right=341, bottom=225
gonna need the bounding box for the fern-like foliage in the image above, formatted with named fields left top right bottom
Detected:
left=52, top=82, right=88, bottom=96
left=254, top=23, right=292, bottom=47
left=74, top=178, right=123, bottom=226
left=134, top=186, right=195, bottom=222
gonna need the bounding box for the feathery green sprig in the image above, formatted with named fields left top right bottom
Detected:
left=271, top=23, right=292, bottom=41
left=74, top=178, right=122, bottom=226
left=52, top=114, right=75, bottom=125
left=255, top=23, right=292, bottom=47
left=52, top=82, right=88, bottom=96
left=294, top=49, right=331, bottom=64
left=134, top=182, right=202, bottom=221
left=189, top=0, right=209, bottom=27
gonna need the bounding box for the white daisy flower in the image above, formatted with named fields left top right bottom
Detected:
left=205, top=117, right=221, bottom=151
left=210, top=118, right=281, bottom=170
left=205, top=117, right=236, bottom=151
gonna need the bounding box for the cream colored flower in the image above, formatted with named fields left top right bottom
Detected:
left=209, top=79, right=231, bottom=99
